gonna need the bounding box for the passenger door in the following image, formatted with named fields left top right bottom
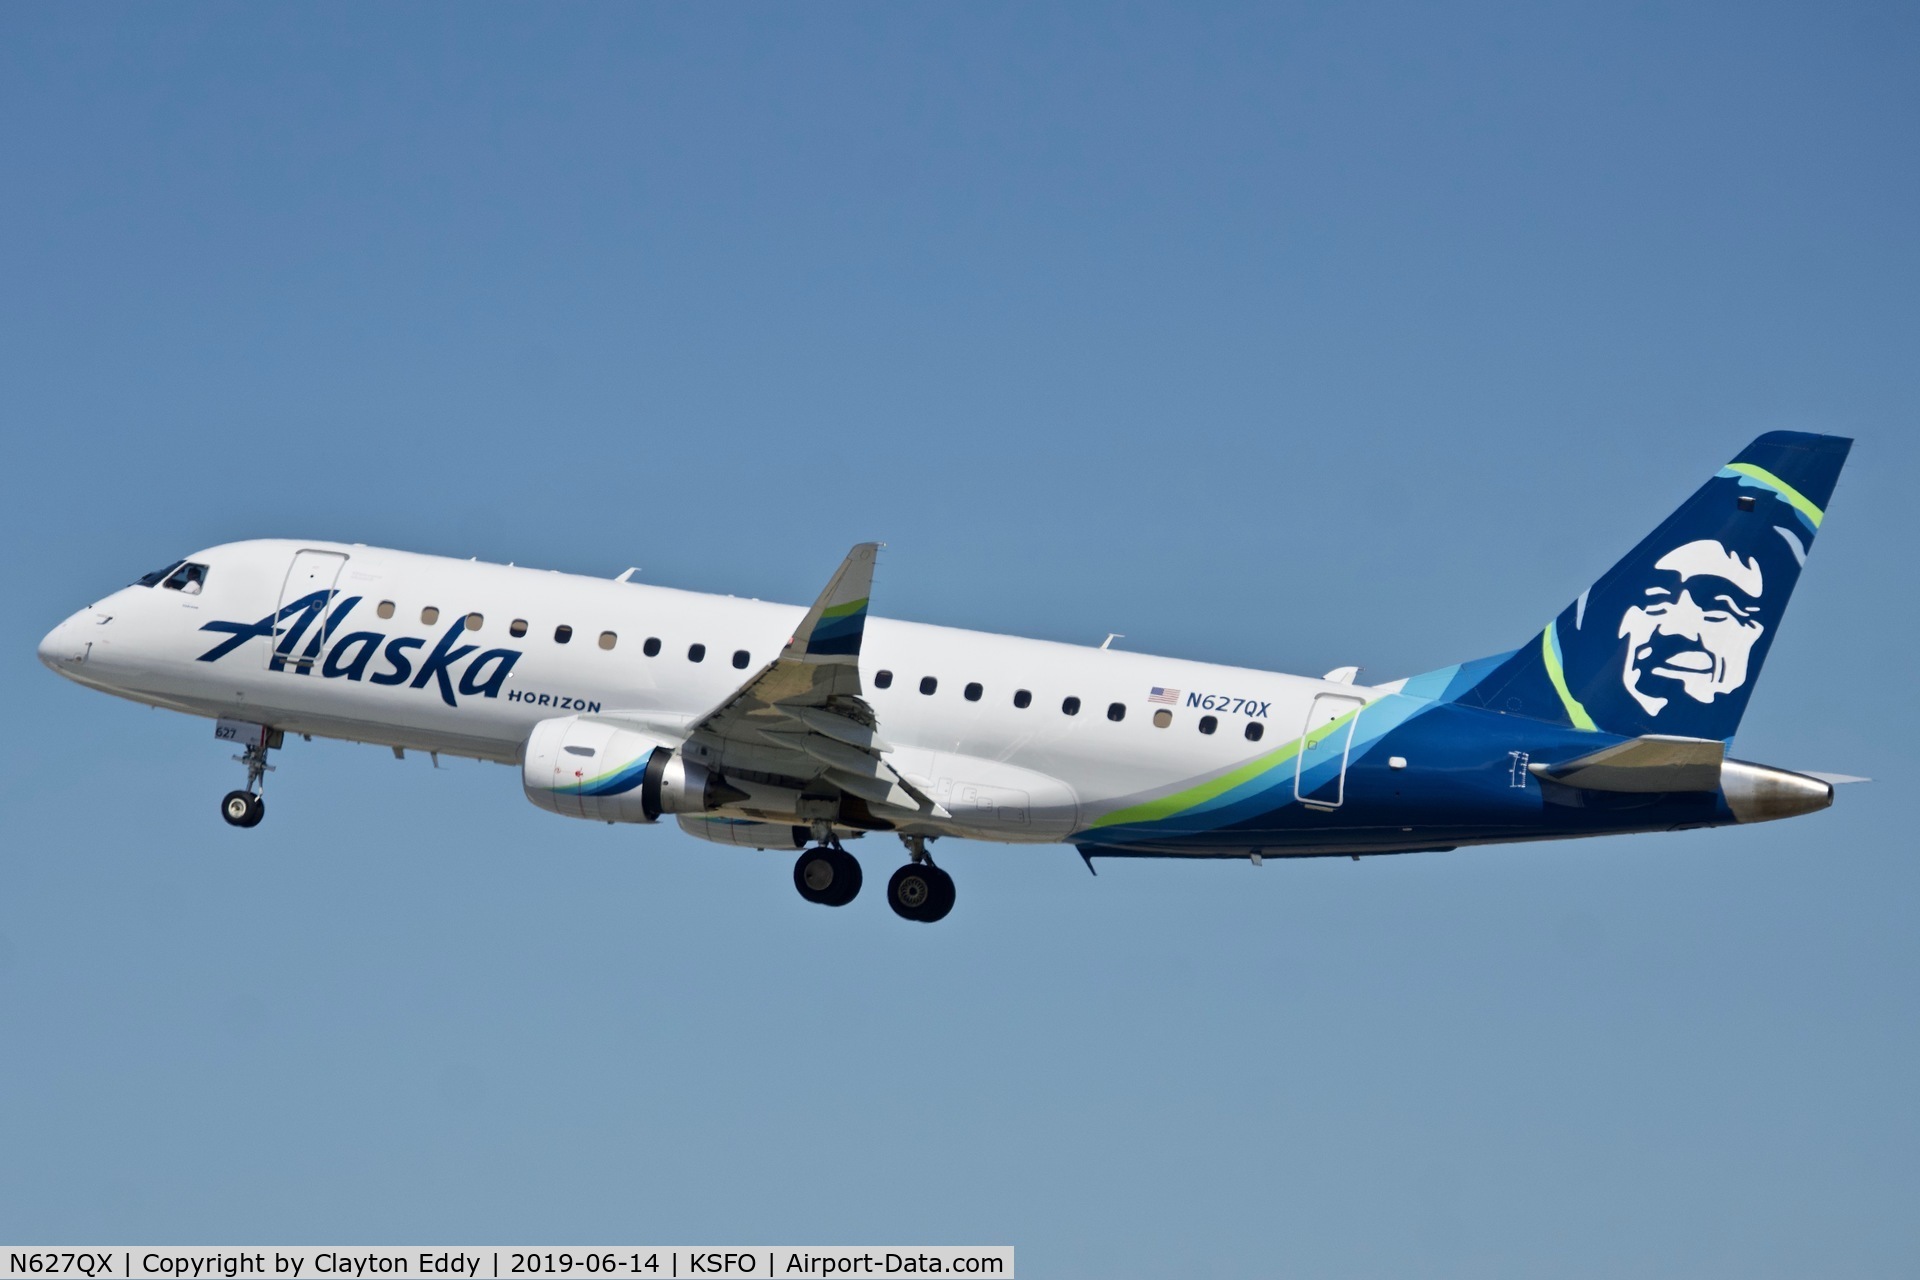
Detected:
left=273, top=549, right=350, bottom=671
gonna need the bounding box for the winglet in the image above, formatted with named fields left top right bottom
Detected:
left=785, top=543, right=881, bottom=662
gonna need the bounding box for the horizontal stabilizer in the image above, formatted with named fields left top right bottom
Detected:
left=1529, top=735, right=1725, bottom=793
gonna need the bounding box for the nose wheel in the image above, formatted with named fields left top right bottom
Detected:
left=793, top=845, right=863, bottom=906
left=221, top=734, right=276, bottom=828
left=221, top=790, right=265, bottom=828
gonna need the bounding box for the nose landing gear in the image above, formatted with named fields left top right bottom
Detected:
left=219, top=734, right=276, bottom=828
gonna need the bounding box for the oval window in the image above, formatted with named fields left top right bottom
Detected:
left=732, top=649, right=750, bottom=669
left=420, top=606, right=439, bottom=625
left=1107, top=702, right=1126, bottom=722
left=554, top=625, right=572, bottom=644
left=964, top=682, right=983, bottom=702
left=1245, top=722, right=1265, bottom=742
left=509, top=619, right=528, bottom=638
left=466, top=612, right=484, bottom=632
left=1198, top=715, right=1218, bottom=735
left=1013, top=689, right=1032, bottom=709
left=688, top=643, right=706, bottom=663
left=874, top=669, right=893, bottom=689
left=1062, top=696, right=1081, bottom=716
left=919, top=676, right=938, bottom=695
left=376, top=601, right=395, bottom=620
left=1152, top=709, right=1172, bottom=728
left=643, top=637, right=661, bottom=657
left=599, top=631, right=617, bottom=650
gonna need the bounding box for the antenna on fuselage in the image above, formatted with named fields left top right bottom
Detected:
left=1099, top=633, right=1124, bottom=650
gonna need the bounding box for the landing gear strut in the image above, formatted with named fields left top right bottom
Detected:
left=220, top=738, right=274, bottom=828
left=793, top=823, right=862, bottom=907
left=887, top=834, right=955, bottom=923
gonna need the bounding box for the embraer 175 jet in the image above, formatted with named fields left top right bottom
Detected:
left=40, top=432, right=1858, bottom=923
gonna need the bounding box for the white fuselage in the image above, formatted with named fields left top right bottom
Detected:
left=40, top=539, right=1368, bottom=844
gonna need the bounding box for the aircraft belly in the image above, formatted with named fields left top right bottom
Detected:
left=893, top=750, right=1080, bottom=840
left=1066, top=696, right=1740, bottom=856
left=115, top=646, right=553, bottom=766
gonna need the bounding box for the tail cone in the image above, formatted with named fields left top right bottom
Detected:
left=1721, top=759, right=1833, bottom=823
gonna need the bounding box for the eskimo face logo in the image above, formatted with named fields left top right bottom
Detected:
left=1617, top=539, right=1764, bottom=715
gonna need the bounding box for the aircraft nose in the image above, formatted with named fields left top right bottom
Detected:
left=38, top=611, right=95, bottom=672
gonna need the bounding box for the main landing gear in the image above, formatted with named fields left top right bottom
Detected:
left=887, top=835, right=955, bottom=924
left=791, top=830, right=957, bottom=922
left=220, top=736, right=276, bottom=829
left=793, top=825, right=863, bottom=907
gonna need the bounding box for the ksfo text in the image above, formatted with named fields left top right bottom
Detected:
left=2, top=1251, right=1011, bottom=1280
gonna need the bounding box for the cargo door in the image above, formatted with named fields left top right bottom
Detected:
left=1294, top=693, right=1365, bottom=809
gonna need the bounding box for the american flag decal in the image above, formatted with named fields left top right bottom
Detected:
left=1148, top=686, right=1180, bottom=705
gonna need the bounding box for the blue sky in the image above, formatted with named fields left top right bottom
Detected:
left=3, top=3, right=1916, bottom=1275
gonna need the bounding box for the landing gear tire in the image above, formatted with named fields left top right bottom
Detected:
left=221, top=790, right=264, bottom=829
left=793, top=846, right=862, bottom=907
left=887, top=862, right=955, bottom=923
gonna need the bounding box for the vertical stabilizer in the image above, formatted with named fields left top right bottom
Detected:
left=1453, top=432, right=1851, bottom=742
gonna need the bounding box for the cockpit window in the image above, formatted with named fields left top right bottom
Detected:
left=161, top=562, right=209, bottom=595
left=135, top=560, right=186, bottom=587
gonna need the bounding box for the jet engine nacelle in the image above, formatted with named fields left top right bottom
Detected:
left=522, top=715, right=734, bottom=823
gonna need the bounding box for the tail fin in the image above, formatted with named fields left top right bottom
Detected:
left=1454, top=431, right=1852, bottom=742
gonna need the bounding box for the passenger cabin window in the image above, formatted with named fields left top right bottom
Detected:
left=1198, top=715, right=1218, bottom=735
left=378, top=601, right=397, bottom=620
left=732, top=649, right=750, bottom=669
left=643, top=637, right=661, bottom=657
left=1107, top=702, right=1126, bottom=722
left=161, top=563, right=209, bottom=595
left=421, top=606, right=440, bottom=625
left=688, top=643, right=706, bottom=663
left=599, top=631, right=618, bottom=650
left=135, top=560, right=186, bottom=588
left=1013, top=689, right=1032, bottom=709
left=554, top=625, right=573, bottom=644
left=964, top=682, right=983, bottom=702
left=466, top=612, right=484, bottom=632
left=874, top=670, right=893, bottom=689
left=510, top=619, right=527, bottom=637
left=919, top=676, right=938, bottom=695
left=1153, top=709, right=1173, bottom=728
left=1062, top=696, right=1081, bottom=716
left=1245, top=722, right=1265, bottom=742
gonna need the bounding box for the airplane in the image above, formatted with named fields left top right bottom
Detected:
left=39, top=431, right=1859, bottom=923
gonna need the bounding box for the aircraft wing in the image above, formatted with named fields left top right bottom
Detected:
left=1528, top=735, right=1725, bottom=793
left=678, top=543, right=947, bottom=822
